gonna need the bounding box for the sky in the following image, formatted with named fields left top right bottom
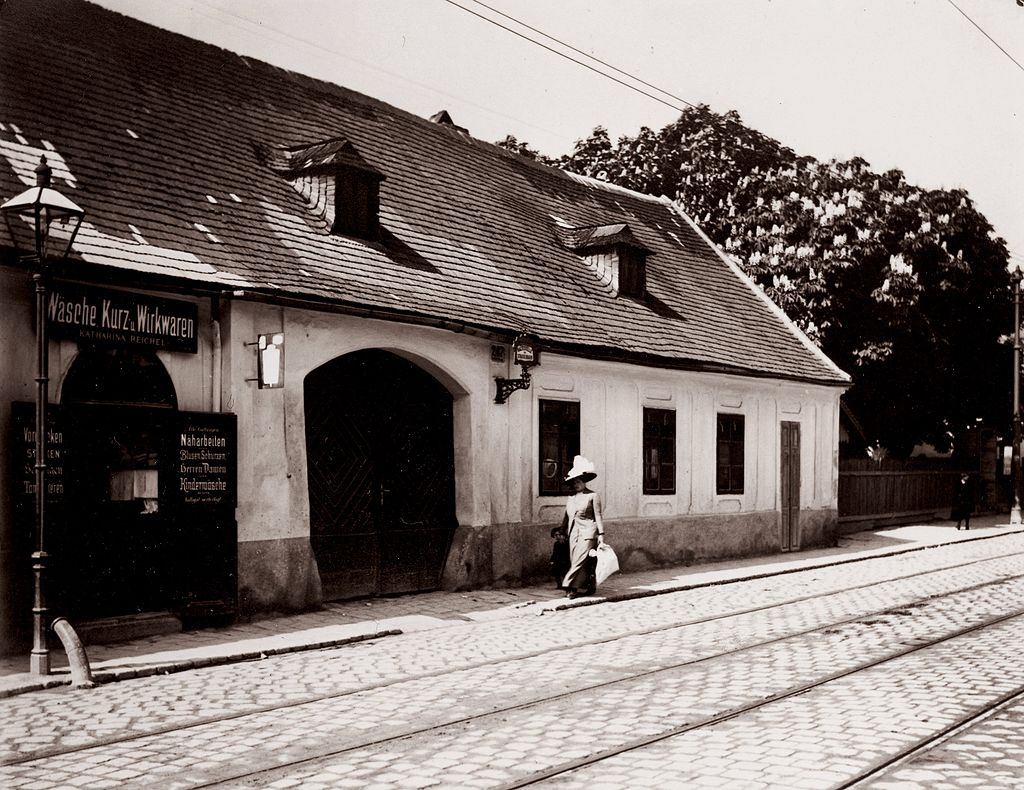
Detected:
left=94, top=0, right=1024, bottom=259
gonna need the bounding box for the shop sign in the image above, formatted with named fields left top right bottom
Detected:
left=47, top=283, right=199, bottom=353
left=11, top=404, right=236, bottom=509
left=10, top=401, right=65, bottom=506
left=176, top=412, right=237, bottom=507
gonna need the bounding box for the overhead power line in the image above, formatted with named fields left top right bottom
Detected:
left=945, top=0, right=1024, bottom=74
left=190, top=0, right=566, bottom=140
left=441, top=0, right=694, bottom=114
left=462, top=0, right=699, bottom=110
left=442, top=0, right=793, bottom=156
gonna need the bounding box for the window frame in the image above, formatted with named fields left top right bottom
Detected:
left=716, top=412, right=745, bottom=495
left=617, top=244, right=647, bottom=299
left=538, top=398, right=581, bottom=497
left=642, top=407, right=676, bottom=495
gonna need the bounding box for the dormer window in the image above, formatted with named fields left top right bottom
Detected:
left=334, top=166, right=381, bottom=240
left=265, top=136, right=384, bottom=241
left=557, top=223, right=651, bottom=298
left=617, top=244, right=647, bottom=298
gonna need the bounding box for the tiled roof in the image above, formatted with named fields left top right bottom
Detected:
left=0, top=0, right=848, bottom=386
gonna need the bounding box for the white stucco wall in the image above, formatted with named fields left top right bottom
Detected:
left=223, top=298, right=841, bottom=553
left=526, top=355, right=840, bottom=528
left=223, top=299, right=498, bottom=545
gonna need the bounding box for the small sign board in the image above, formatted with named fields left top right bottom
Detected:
left=176, top=412, right=237, bottom=507
left=46, top=283, right=199, bottom=353
left=10, top=401, right=65, bottom=506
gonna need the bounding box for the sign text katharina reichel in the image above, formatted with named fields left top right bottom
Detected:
left=46, top=283, right=199, bottom=354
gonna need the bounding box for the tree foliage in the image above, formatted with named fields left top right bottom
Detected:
left=499, top=107, right=1012, bottom=456
left=495, top=135, right=556, bottom=165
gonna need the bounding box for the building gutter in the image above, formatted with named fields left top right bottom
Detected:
left=211, top=295, right=222, bottom=412
left=0, top=253, right=851, bottom=390
left=224, top=288, right=851, bottom=389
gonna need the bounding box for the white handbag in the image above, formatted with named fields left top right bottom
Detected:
left=594, top=543, right=619, bottom=585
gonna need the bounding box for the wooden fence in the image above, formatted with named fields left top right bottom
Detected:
left=837, top=468, right=965, bottom=532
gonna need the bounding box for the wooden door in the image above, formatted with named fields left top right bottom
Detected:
left=780, top=421, right=801, bottom=551
left=305, top=351, right=457, bottom=600
left=59, top=403, right=178, bottom=618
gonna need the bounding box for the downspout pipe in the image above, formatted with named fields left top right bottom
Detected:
left=50, top=617, right=95, bottom=689
left=212, top=296, right=222, bottom=412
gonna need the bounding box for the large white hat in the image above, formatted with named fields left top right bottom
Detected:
left=565, top=455, right=597, bottom=482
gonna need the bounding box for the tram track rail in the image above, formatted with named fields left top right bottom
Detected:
left=492, top=606, right=1024, bottom=789
left=179, top=581, right=1024, bottom=789
left=149, top=572, right=1024, bottom=787
left=838, top=682, right=1024, bottom=789
left=4, top=547, right=1024, bottom=777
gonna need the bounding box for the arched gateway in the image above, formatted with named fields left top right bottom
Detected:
left=304, top=350, right=458, bottom=600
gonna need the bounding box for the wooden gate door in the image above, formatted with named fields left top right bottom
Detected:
left=780, top=421, right=801, bottom=551
left=304, top=350, right=457, bottom=600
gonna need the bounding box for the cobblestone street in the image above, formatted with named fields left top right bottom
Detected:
left=3, top=531, right=1024, bottom=789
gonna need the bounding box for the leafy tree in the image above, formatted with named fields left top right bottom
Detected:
left=499, top=107, right=1012, bottom=456
left=495, top=135, right=555, bottom=165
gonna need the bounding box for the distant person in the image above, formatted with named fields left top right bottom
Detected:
left=549, top=526, right=570, bottom=589
left=560, top=455, right=606, bottom=599
left=952, top=473, right=975, bottom=530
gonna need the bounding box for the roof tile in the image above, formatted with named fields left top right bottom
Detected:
left=0, top=0, right=847, bottom=385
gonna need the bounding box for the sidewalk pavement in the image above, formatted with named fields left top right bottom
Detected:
left=1, top=514, right=1018, bottom=698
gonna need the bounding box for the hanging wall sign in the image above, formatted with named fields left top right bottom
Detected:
left=46, top=283, right=199, bottom=353
left=176, top=412, right=237, bottom=507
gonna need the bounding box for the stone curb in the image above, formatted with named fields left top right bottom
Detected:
left=0, top=628, right=402, bottom=700
left=2, top=526, right=1020, bottom=699
left=545, top=526, right=1024, bottom=613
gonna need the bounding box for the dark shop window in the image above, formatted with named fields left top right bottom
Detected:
left=643, top=408, right=676, bottom=494
left=716, top=413, right=745, bottom=495
left=539, top=399, right=581, bottom=496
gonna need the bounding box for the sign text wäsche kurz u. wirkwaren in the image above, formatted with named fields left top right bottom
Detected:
left=46, top=283, right=199, bottom=353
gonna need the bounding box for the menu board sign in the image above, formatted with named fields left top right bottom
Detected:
left=47, top=283, right=199, bottom=353
left=176, top=412, right=237, bottom=507
left=10, top=401, right=65, bottom=506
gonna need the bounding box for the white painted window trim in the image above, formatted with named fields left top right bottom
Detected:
left=714, top=407, right=747, bottom=499
left=640, top=402, right=678, bottom=499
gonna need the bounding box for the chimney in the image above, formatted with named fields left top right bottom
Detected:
left=429, top=109, right=469, bottom=135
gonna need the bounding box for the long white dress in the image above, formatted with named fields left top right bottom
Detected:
left=562, top=491, right=603, bottom=590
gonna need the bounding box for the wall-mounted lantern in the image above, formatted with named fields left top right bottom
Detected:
left=512, top=334, right=538, bottom=366
left=495, top=333, right=539, bottom=404
left=248, top=333, right=284, bottom=389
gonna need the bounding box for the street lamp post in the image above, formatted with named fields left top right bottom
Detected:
left=1, top=155, right=84, bottom=674
left=1012, top=267, right=1023, bottom=526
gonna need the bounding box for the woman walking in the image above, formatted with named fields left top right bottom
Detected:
left=560, top=455, right=606, bottom=599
